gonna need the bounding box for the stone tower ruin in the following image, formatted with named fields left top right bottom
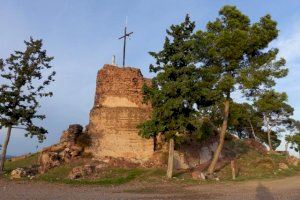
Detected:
left=86, top=64, right=154, bottom=163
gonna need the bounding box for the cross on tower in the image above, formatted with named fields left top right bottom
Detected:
left=118, top=18, right=133, bottom=67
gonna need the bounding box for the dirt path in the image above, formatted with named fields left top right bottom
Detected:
left=1, top=175, right=300, bottom=200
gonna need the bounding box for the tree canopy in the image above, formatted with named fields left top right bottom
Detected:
left=0, top=37, right=55, bottom=172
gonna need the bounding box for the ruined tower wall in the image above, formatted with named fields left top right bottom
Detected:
left=86, top=64, right=154, bottom=163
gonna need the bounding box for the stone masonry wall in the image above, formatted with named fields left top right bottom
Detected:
left=86, top=64, right=154, bottom=163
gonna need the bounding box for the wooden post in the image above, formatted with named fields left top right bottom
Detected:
left=231, top=160, right=236, bottom=180
left=166, top=138, right=174, bottom=179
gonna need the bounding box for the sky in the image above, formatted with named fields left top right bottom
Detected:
left=0, top=0, right=300, bottom=156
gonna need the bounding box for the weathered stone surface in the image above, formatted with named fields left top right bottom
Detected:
left=279, top=162, right=289, bottom=170
left=38, top=152, right=61, bottom=174
left=86, top=65, right=154, bottom=163
left=68, top=165, right=95, bottom=179
left=173, top=140, right=219, bottom=169
left=10, top=168, right=27, bottom=179
left=244, top=139, right=267, bottom=154
left=60, top=124, right=83, bottom=143
left=191, top=170, right=206, bottom=180
left=286, top=156, right=299, bottom=166
left=38, top=125, right=85, bottom=174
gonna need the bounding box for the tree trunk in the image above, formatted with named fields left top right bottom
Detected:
left=166, top=138, right=174, bottom=179
left=267, top=129, right=273, bottom=152
left=285, top=142, right=289, bottom=152
left=0, top=126, right=12, bottom=173
left=266, top=117, right=273, bottom=152
left=207, top=99, right=230, bottom=174
left=249, top=120, right=256, bottom=139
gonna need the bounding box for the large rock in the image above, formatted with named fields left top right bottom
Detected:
left=68, top=165, right=95, bottom=179
left=38, top=127, right=85, bottom=174
left=60, top=124, right=83, bottom=144
left=191, top=170, right=206, bottom=180
left=10, top=168, right=27, bottom=179
left=286, top=156, right=299, bottom=166
left=38, top=152, right=61, bottom=174
left=279, top=162, right=289, bottom=170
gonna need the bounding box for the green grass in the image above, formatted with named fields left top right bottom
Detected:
left=3, top=153, right=39, bottom=173
left=1, top=141, right=299, bottom=186
left=216, top=149, right=300, bottom=181
left=36, top=166, right=164, bottom=185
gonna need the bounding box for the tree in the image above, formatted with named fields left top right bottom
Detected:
left=0, top=38, right=55, bottom=172
left=138, top=15, right=204, bottom=178
left=228, top=102, right=262, bottom=139
left=285, top=120, right=300, bottom=156
left=194, top=6, right=288, bottom=174
left=254, top=90, right=293, bottom=151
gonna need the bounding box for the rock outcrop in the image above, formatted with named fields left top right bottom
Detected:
left=85, top=64, right=154, bottom=163
left=38, top=124, right=85, bottom=174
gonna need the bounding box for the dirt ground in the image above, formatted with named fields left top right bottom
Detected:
left=0, top=175, right=300, bottom=200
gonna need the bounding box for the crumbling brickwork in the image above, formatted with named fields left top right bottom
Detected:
left=86, top=64, right=154, bottom=163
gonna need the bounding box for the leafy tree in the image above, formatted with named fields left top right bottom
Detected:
left=254, top=90, right=293, bottom=151
left=194, top=6, right=288, bottom=174
left=0, top=38, right=55, bottom=172
left=138, top=15, right=205, bottom=178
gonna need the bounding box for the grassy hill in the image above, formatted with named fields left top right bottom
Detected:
left=1, top=140, right=300, bottom=186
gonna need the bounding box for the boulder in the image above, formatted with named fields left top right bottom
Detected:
left=60, top=124, right=83, bottom=144
left=191, top=170, right=206, bottom=180
left=10, top=168, right=27, bottom=179
left=95, top=163, right=108, bottom=173
left=279, top=162, right=289, bottom=170
left=286, top=156, right=299, bottom=166
left=68, top=166, right=83, bottom=179
left=38, top=152, right=61, bottom=174
left=68, top=165, right=95, bottom=179
left=38, top=124, right=85, bottom=174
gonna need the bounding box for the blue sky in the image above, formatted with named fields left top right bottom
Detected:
left=0, top=0, right=300, bottom=156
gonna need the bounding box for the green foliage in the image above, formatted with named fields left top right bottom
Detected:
left=254, top=90, right=294, bottom=148
left=139, top=15, right=205, bottom=143
left=0, top=37, right=55, bottom=141
left=286, top=120, right=300, bottom=153
left=194, top=5, right=287, bottom=100
left=139, top=6, right=291, bottom=153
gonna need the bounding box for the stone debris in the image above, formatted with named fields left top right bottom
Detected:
left=68, top=165, right=95, bottom=179
left=10, top=168, right=27, bottom=179
left=60, top=124, right=83, bottom=144
left=279, top=162, right=289, bottom=170
left=10, top=165, right=38, bottom=179
left=38, top=124, right=85, bottom=174
left=286, top=156, right=299, bottom=166
left=191, top=170, right=206, bottom=180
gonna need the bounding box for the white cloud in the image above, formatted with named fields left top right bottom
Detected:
left=275, top=21, right=300, bottom=65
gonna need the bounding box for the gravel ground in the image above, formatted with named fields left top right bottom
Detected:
left=0, top=175, right=300, bottom=200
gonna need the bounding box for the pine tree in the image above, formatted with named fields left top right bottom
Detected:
left=0, top=38, right=55, bottom=172
left=254, top=90, right=293, bottom=151
left=138, top=15, right=204, bottom=178
left=194, top=6, right=288, bottom=174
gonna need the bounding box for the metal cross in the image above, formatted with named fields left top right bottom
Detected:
left=118, top=18, right=133, bottom=67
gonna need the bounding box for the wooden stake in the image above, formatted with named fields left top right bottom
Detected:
left=166, top=138, right=174, bottom=179
left=231, top=159, right=236, bottom=180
